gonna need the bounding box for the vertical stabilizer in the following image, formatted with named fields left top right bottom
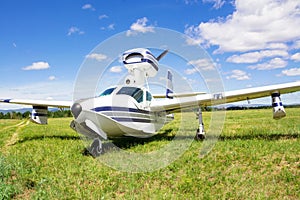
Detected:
left=166, top=70, right=174, bottom=99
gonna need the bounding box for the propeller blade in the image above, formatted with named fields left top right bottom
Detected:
left=156, top=49, right=169, bottom=61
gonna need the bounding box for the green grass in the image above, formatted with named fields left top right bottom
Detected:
left=0, top=108, right=299, bottom=199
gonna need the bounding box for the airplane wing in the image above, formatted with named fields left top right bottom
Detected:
left=0, top=99, right=72, bottom=124
left=150, top=81, right=300, bottom=113
left=0, top=99, right=72, bottom=108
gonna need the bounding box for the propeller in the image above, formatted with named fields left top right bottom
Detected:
left=156, top=49, right=169, bottom=61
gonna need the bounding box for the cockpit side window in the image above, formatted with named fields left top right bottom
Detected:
left=133, top=89, right=143, bottom=103
left=116, top=87, right=144, bottom=103
left=146, top=91, right=152, bottom=101
left=99, top=87, right=116, bottom=97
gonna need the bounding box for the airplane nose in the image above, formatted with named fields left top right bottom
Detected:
left=71, top=103, right=82, bottom=119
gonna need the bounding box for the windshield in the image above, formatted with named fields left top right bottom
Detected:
left=117, top=87, right=143, bottom=103
left=99, top=87, right=116, bottom=97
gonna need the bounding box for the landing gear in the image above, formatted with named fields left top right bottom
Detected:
left=195, top=108, right=206, bottom=140
left=90, top=138, right=103, bottom=157
left=195, top=125, right=205, bottom=140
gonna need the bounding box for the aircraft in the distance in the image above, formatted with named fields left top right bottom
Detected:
left=1, top=48, right=300, bottom=155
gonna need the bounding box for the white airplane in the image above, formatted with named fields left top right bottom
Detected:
left=1, top=48, right=300, bottom=156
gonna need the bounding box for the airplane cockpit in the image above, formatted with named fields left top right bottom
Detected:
left=99, top=87, right=116, bottom=97
left=99, top=86, right=152, bottom=108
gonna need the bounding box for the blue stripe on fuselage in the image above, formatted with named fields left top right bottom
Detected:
left=111, top=117, right=152, bottom=123
left=91, top=106, right=151, bottom=115
left=91, top=106, right=153, bottom=123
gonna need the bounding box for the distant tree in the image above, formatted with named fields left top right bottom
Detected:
left=22, top=111, right=31, bottom=118
left=202, top=106, right=212, bottom=112
left=4, top=112, right=11, bottom=119
left=63, top=110, right=72, bottom=117
left=9, top=111, right=22, bottom=119
left=0, top=109, right=72, bottom=119
left=47, top=111, right=54, bottom=118
left=10, top=111, right=15, bottom=119
left=16, top=112, right=22, bottom=119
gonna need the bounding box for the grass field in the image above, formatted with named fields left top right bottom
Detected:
left=0, top=108, right=299, bottom=199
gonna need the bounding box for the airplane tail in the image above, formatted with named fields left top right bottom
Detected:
left=166, top=70, right=173, bottom=99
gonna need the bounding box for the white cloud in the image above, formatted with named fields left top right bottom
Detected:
left=22, top=62, right=50, bottom=71
left=0, top=81, right=73, bottom=109
left=82, top=4, right=95, bottom=11
left=109, top=66, right=123, bottom=73
left=86, top=53, right=107, bottom=61
left=248, top=57, right=287, bottom=70
left=185, top=58, right=215, bottom=74
left=291, top=52, right=300, bottom=62
left=101, top=24, right=115, bottom=30
left=48, top=76, right=56, bottom=81
left=107, top=24, right=115, bottom=30
left=281, top=68, right=300, bottom=76
left=184, top=68, right=197, bottom=75
left=67, top=26, right=85, bottom=36
left=184, top=0, right=225, bottom=9
left=126, top=17, right=154, bottom=36
left=185, top=0, right=300, bottom=53
left=99, top=14, right=108, bottom=20
left=184, top=0, right=197, bottom=4
left=184, top=25, right=205, bottom=46
left=292, top=40, right=300, bottom=49
left=226, top=69, right=250, bottom=80
left=226, top=50, right=289, bottom=64
left=202, top=0, right=225, bottom=9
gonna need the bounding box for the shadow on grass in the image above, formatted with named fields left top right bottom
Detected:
left=82, top=130, right=176, bottom=156
left=15, top=135, right=81, bottom=144
left=112, top=133, right=174, bottom=148
left=82, top=128, right=198, bottom=157
left=219, top=133, right=300, bottom=141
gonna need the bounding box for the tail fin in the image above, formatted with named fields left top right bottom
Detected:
left=166, top=70, right=173, bottom=99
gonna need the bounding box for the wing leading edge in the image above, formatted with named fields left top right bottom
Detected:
left=0, top=99, right=72, bottom=124
left=0, top=99, right=72, bottom=108
left=150, top=81, right=300, bottom=113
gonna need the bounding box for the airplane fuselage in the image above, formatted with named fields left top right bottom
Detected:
left=71, top=85, right=174, bottom=140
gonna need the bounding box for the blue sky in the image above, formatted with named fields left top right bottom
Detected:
left=1, top=0, right=300, bottom=109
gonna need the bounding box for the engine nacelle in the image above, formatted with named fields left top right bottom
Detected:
left=31, top=106, right=48, bottom=124
left=122, top=48, right=158, bottom=77
left=271, top=92, right=286, bottom=120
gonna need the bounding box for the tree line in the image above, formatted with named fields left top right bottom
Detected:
left=0, top=110, right=72, bottom=120
left=1, top=104, right=299, bottom=119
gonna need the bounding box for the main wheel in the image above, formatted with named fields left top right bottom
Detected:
left=195, top=128, right=206, bottom=140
